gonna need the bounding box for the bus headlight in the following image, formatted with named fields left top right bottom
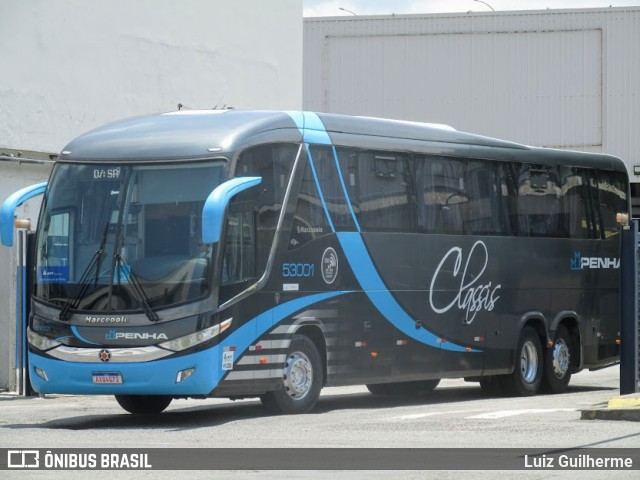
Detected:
left=27, top=328, right=62, bottom=352
left=159, top=318, right=232, bottom=352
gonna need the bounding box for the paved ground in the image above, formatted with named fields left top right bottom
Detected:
left=0, top=365, right=639, bottom=479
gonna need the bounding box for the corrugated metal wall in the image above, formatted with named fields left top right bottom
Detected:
left=304, top=7, right=640, bottom=182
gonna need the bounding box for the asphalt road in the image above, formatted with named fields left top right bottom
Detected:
left=1, top=365, right=638, bottom=479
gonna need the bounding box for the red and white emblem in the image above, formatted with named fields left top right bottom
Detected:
left=99, top=349, right=111, bottom=362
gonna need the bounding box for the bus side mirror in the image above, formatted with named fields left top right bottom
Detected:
left=201, top=177, right=262, bottom=244
left=1, top=182, right=48, bottom=247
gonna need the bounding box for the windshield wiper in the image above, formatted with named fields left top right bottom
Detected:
left=114, top=253, right=160, bottom=322
left=58, top=220, right=110, bottom=321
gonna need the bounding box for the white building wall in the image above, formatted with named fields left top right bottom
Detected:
left=0, top=0, right=302, bottom=391
left=1, top=0, right=302, bottom=154
left=304, top=7, right=640, bottom=180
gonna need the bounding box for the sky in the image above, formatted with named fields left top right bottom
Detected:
left=303, top=0, right=640, bottom=16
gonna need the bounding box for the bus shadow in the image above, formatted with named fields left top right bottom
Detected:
left=2, top=383, right=616, bottom=431
left=314, top=383, right=617, bottom=414
left=3, top=399, right=268, bottom=431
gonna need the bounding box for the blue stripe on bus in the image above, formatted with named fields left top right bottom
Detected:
left=286, top=111, right=332, bottom=145
left=29, top=291, right=345, bottom=395
left=286, top=112, right=477, bottom=354
left=214, top=290, right=344, bottom=382
left=336, top=232, right=478, bottom=353
left=71, top=326, right=101, bottom=345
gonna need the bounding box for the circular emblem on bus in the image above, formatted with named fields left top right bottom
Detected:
left=99, top=349, right=111, bottom=362
left=321, top=247, right=338, bottom=285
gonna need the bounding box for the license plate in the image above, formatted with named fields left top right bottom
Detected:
left=92, top=372, right=123, bottom=384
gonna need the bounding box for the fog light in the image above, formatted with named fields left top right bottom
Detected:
left=176, top=368, right=196, bottom=383
left=35, top=367, right=49, bottom=382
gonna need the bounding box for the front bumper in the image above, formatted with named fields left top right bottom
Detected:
left=29, top=346, right=220, bottom=395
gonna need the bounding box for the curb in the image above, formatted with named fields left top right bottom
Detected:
left=581, top=394, right=640, bottom=422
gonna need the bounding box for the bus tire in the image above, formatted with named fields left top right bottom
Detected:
left=261, top=334, right=323, bottom=414
left=541, top=325, right=572, bottom=394
left=501, top=326, right=543, bottom=396
left=115, top=395, right=172, bottom=414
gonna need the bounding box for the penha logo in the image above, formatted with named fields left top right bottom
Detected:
left=105, top=331, right=168, bottom=341
left=429, top=241, right=501, bottom=325
left=571, top=251, right=620, bottom=271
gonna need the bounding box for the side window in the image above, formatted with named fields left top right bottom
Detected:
left=233, top=143, right=297, bottom=272
left=464, top=160, right=511, bottom=235
left=344, top=150, right=416, bottom=233
left=42, top=211, right=73, bottom=278
left=308, top=145, right=351, bottom=229
left=416, top=156, right=466, bottom=235
left=597, top=171, right=628, bottom=239
left=516, top=164, right=564, bottom=237
left=221, top=207, right=256, bottom=286
left=558, top=167, right=596, bottom=239
left=288, top=155, right=332, bottom=250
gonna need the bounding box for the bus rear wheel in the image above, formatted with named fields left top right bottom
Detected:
left=501, top=326, right=543, bottom=396
left=541, top=325, right=572, bottom=394
left=261, top=334, right=323, bottom=414
left=115, top=395, right=172, bottom=414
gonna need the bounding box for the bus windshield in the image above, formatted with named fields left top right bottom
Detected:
left=35, top=160, right=226, bottom=314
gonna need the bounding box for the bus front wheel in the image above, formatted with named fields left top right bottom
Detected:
left=261, top=334, right=323, bottom=414
left=115, top=395, right=172, bottom=414
left=501, top=326, right=543, bottom=396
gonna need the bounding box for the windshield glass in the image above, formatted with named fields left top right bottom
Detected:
left=35, top=161, right=226, bottom=313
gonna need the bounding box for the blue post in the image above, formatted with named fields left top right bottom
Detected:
left=620, top=219, right=639, bottom=394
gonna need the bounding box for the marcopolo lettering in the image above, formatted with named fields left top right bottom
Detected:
left=85, top=316, right=129, bottom=324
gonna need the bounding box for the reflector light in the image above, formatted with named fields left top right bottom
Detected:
left=176, top=367, right=196, bottom=383
left=616, top=212, right=629, bottom=225
left=371, top=352, right=378, bottom=358
left=260, top=357, right=268, bottom=364
left=35, top=367, right=49, bottom=382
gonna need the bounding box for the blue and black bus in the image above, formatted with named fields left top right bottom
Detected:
left=1, top=110, right=629, bottom=414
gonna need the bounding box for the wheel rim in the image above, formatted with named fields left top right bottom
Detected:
left=520, top=340, right=539, bottom=384
left=283, top=351, right=313, bottom=400
left=552, top=339, right=570, bottom=379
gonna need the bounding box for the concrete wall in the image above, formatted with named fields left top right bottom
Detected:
left=304, top=7, right=640, bottom=178
left=0, top=0, right=302, bottom=391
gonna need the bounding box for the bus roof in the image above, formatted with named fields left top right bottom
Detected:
left=58, top=110, right=626, bottom=173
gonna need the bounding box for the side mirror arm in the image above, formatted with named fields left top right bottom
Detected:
left=1, top=182, right=48, bottom=247
left=201, top=177, right=262, bottom=244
